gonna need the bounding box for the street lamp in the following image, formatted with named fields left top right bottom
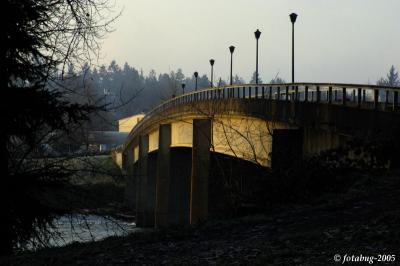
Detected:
left=289, top=13, right=298, bottom=83
left=194, top=71, right=198, bottom=91
left=229, top=45, right=235, bottom=85
left=209, top=59, right=215, bottom=87
left=181, top=83, right=185, bottom=94
left=254, top=29, right=261, bottom=84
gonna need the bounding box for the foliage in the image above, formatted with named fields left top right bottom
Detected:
left=250, top=71, right=263, bottom=84
left=61, top=63, right=221, bottom=122
left=377, top=65, right=399, bottom=87
left=376, top=65, right=399, bottom=101
left=1, top=0, right=116, bottom=254
left=269, top=75, right=286, bottom=84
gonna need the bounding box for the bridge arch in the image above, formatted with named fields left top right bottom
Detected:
left=121, top=83, right=400, bottom=228
left=132, top=116, right=294, bottom=167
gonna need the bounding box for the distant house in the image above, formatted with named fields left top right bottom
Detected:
left=111, top=113, right=145, bottom=168
left=86, top=113, right=145, bottom=153
left=118, top=113, right=145, bottom=133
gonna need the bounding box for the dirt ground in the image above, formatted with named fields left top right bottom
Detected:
left=2, top=170, right=399, bottom=265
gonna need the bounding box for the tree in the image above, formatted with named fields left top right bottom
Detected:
left=198, top=74, right=211, bottom=89
left=377, top=65, right=399, bottom=87
left=270, top=76, right=286, bottom=84
left=218, top=78, right=227, bottom=87
left=1, top=0, right=115, bottom=254
left=377, top=66, right=399, bottom=101
left=175, top=69, right=185, bottom=84
left=250, top=71, right=263, bottom=84
left=159, top=73, right=177, bottom=99
left=233, top=74, right=245, bottom=85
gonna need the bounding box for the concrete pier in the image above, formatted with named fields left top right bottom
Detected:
left=190, top=119, right=212, bottom=224
left=136, top=135, right=149, bottom=227
left=145, top=152, right=157, bottom=227
left=170, top=148, right=191, bottom=225
left=271, top=128, right=303, bottom=169
left=123, top=144, right=136, bottom=210
left=155, top=123, right=191, bottom=226
left=155, top=124, right=171, bottom=227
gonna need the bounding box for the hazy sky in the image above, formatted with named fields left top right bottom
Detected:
left=99, top=0, right=400, bottom=84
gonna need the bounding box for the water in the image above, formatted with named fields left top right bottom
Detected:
left=34, top=214, right=139, bottom=249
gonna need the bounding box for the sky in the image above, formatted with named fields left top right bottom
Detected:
left=98, top=0, right=400, bottom=84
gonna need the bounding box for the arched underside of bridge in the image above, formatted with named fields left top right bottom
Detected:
left=124, top=147, right=268, bottom=227
left=131, top=116, right=292, bottom=168
left=122, top=98, right=400, bottom=227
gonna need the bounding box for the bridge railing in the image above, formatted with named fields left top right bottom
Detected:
left=126, top=83, right=400, bottom=144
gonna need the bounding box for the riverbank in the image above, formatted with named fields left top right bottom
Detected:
left=3, top=170, right=399, bottom=265
left=46, top=155, right=130, bottom=216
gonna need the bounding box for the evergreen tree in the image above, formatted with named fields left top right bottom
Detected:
left=233, top=74, right=245, bottom=85
left=250, top=71, right=263, bottom=84
left=1, top=0, right=115, bottom=253
left=270, top=76, right=286, bottom=84
left=377, top=65, right=399, bottom=86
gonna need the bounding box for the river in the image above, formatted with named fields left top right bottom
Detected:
left=28, top=214, right=139, bottom=250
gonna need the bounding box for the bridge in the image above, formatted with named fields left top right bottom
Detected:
left=120, top=82, right=400, bottom=228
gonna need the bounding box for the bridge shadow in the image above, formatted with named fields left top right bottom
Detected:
left=127, top=147, right=269, bottom=226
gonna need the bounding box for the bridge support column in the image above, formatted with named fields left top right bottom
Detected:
left=271, top=128, right=303, bottom=169
left=155, top=124, right=192, bottom=227
left=123, top=143, right=136, bottom=210
left=155, top=124, right=171, bottom=227
left=190, top=119, right=212, bottom=224
left=146, top=151, right=157, bottom=227
left=136, top=135, right=156, bottom=227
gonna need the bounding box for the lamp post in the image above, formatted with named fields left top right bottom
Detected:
left=194, top=72, right=198, bottom=91
left=254, top=29, right=261, bottom=84
left=229, top=45, right=235, bottom=85
left=289, top=13, right=298, bottom=83
left=209, top=59, right=215, bottom=87
left=181, top=83, right=185, bottom=94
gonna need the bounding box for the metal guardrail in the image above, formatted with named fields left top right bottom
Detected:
left=125, top=83, right=400, bottom=148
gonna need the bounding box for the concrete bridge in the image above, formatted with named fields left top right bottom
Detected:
left=121, top=82, right=400, bottom=228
